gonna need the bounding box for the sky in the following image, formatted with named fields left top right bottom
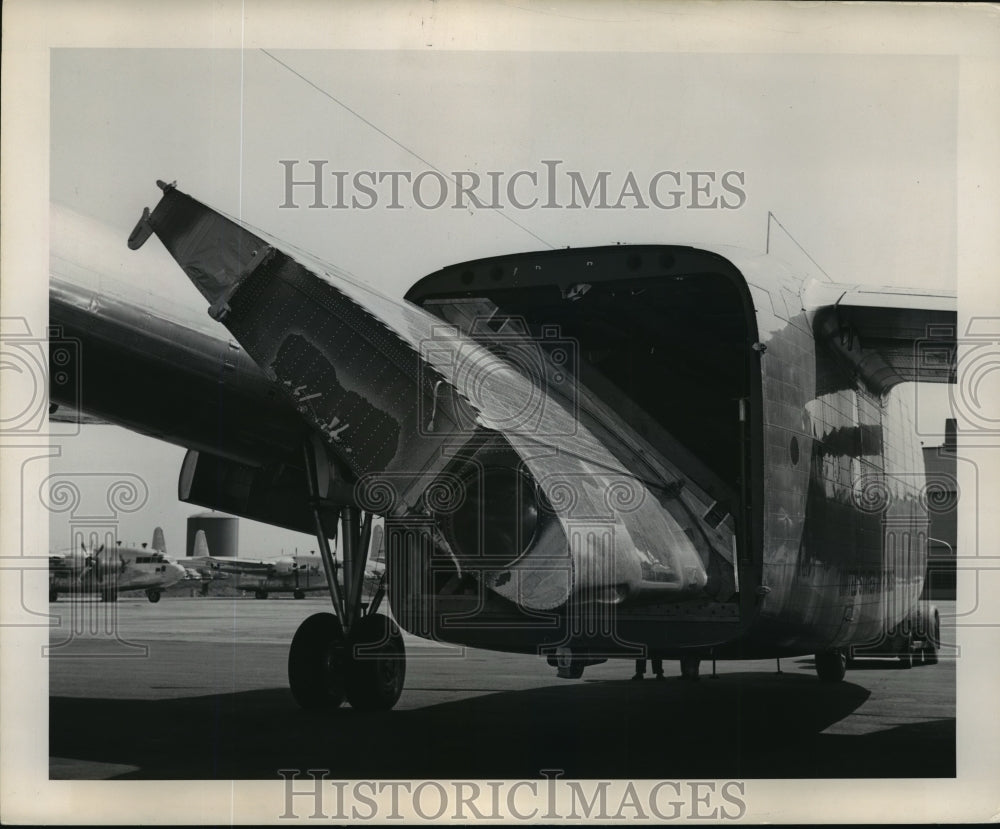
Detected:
left=44, top=45, right=963, bottom=556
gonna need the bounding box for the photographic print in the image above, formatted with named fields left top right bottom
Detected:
left=2, top=1, right=999, bottom=823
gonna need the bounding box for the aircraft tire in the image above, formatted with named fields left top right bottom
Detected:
left=102, top=588, right=118, bottom=603
left=293, top=589, right=306, bottom=600
left=49, top=589, right=58, bottom=603
left=146, top=589, right=161, bottom=603
left=344, top=613, right=406, bottom=712
left=254, top=589, right=268, bottom=600
left=288, top=612, right=346, bottom=710
left=814, top=649, right=846, bottom=682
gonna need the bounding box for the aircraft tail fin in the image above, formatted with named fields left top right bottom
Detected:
left=192, top=529, right=210, bottom=557
left=152, top=527, right=167, bottom=552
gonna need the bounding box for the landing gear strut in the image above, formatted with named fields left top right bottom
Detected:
left=289, top=441, right=404, bottom=711
left=920, top=612, right=940, bottom=665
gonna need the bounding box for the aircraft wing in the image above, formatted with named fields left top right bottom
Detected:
left=807, top=282, right=957, bottom=394
left=187, top=556, right=276, bottom=577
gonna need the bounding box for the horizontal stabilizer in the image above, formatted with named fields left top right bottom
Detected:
left=808, top=282, right=957, bottom=392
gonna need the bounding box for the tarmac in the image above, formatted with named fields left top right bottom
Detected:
left=49, top=596, right=956, bottom=780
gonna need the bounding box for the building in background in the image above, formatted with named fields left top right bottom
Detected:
left=921, top=418, right=957, bottom=600
left=185, top=512, right=239, bottom=558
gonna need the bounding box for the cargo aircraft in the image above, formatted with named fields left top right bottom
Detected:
left=185, top=528, right=343, bottom=600
left=49, top=527, right=186, bottom=603
left=48, top=180, right=956, bottom=710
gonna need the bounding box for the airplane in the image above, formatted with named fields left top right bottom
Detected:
left=49, top=179, right=956, bottom=711
left=185, top=528, right=331, bottom=599
left=49, top=526, right=187, bottom=603
left=186, top=526, right=386, bottom=600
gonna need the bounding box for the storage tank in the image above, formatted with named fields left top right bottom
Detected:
left=186, top=513, right=239, bottom=558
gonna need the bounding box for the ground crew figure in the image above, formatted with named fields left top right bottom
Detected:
left=632, top=656, right=665, bottom=680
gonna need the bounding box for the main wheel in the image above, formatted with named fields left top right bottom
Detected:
left=815, top=649, right=847, bottom=682
left=146, top=589, right=161, bottom=603
left=101, top=587, right=118, bottom=603
left=49, top=589, right=58, bottom=603
left=288, top=613, right=347, bottom=710
left=293, top=589, right=306, bottom=600
left=344, top=613, right=406, bottom=712
left=254, top=589, right=268, bottom=600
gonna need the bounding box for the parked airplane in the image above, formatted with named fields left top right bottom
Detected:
left=49, top=526, right=186, bottom=603
left=185, top=529, right=323, bottom=599
left=186, top=528, right=385, bottom=600
left=49, top=181, right=956, bottom=711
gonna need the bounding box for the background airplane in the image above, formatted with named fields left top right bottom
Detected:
left=185, top=526, right=386, bottom=600
left=49, top=526, right=186, bottom=603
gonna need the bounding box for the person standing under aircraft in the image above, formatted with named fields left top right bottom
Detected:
left=632, top=656, right=664, bottom=681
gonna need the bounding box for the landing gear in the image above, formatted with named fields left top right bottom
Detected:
left=920, top=612, right=940, bottom=665
left=254, top=589, right=269, bottom=600
left=293, top=589, right=306, bottom=600
left=553, top=647, right=586, bottom=679
left=49, top=589, right=58, bottom=603
left=291, top=439, right=405, bottom=711
left=287, top=611, right=406, bottom=711
left=815, top=648, right=847, bottom=682
left=101, top=587, right=118, bottom=603
left=146, top=589, right=161, bottom=603
left=288, top=613, right=346, bottom=709
left=897, top=628, right=916, bottom=669
left=344, top=613, right=406, bottom=711
left=546, top=648, right=607, bottom=679
left=679, top=655, right=701, bottom=681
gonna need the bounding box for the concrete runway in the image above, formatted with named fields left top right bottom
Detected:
left=49, top=597, right=955, bottom=780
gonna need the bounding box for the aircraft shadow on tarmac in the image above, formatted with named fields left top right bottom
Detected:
left=49, top=673, right=955, bottom=780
